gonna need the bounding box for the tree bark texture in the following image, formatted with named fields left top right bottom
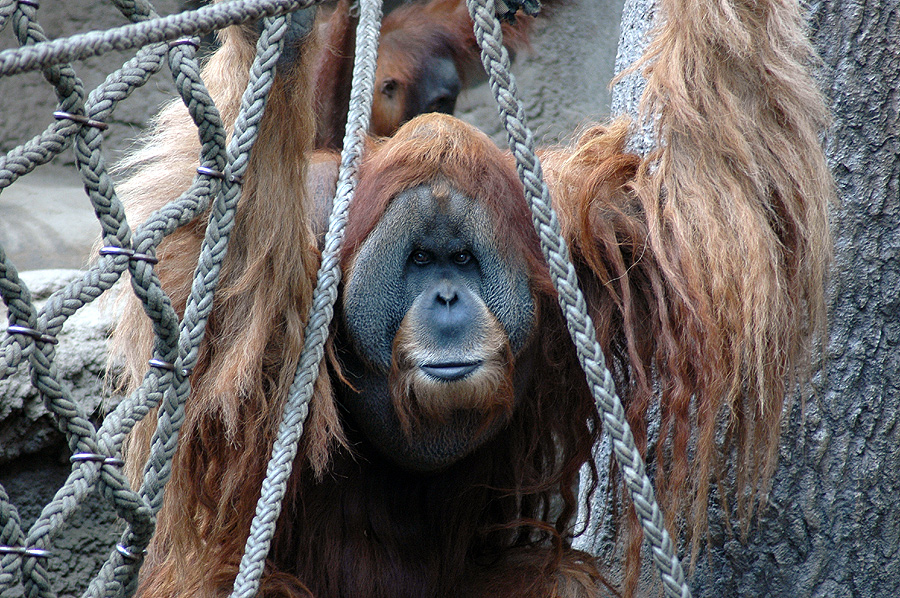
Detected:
left=578, top=0, right=900, bottom=595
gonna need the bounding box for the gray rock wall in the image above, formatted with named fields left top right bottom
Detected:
left=458, top=0, right=621, bottom=144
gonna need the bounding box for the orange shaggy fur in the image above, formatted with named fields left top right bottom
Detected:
left=109, top=0, right=832, bottom=596
left=604, top=0, right=830, bottom=589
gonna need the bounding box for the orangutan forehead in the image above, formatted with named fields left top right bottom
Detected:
left=427, top=178, right=453, bottom=202
left=384, top=182, right=494, bottom=237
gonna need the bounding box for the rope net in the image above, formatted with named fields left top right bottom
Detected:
left=0, top=1, right=690, bottom=597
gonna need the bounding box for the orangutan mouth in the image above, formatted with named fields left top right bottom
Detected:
left=419, top=361, right=483, bottom=381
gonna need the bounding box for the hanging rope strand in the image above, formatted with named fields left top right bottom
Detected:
left=463, top=0, right=691, bottom=596
left=228, top=0, right=383, bottom=596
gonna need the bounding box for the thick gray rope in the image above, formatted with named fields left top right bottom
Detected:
left=228, top=0, right=384, bottom=595
left=4, top=3, right=211, bottom=597
left=82, top=17, right=294, bottom=598
left=17, top=8, right=218, bottom=595
left=0, top=6, right=170, bottom=547
left=137, top=0, right=294, bottom=565
left=0, top=484, right=27, bottom=591
left=0, top=0, right=315, bottom=77
left=465, top=0, right=691, bottom=596
left=82, top=25, right=230, bottom=597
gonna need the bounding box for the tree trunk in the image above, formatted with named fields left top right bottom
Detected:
left=577, top=0, right=900, bottom=595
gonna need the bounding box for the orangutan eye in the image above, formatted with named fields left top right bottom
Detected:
left=380, top=78, right=399, bottom=99
left=452, top=251, right=472, bottom=266
left=411, top=250, right=432, bottom=265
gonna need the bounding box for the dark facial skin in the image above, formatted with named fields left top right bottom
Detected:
left=373, top=45, right=462, bottom=137
left=402, top=53, right=461, bottom=120
left=338, top=182, right=536, bottom=471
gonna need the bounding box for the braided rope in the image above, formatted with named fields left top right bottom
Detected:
left=228, top=0, right=384, bottom=595
left=0, top=0, right=317, bottom=77
left=465, top=0, right=691, bottom=596
left=1, top=4, right=164, bottom=596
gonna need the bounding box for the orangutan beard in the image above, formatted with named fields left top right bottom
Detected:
left=389, top=310, right=515, bottom=437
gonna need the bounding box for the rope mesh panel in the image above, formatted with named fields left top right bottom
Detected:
left=0, top=2, right=322, bottom=597
left=0, top=0, right=690, bottom=597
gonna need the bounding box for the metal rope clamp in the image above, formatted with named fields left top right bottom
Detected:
left=115, top=543, right=147, bottom=562
left=168, top=38, right=200, bottom=50
left=0, top=546, right=51, bottom=558
left=99, top=246, right=159, bottom=265
left=197, top=165, right=243, bottom=185
left=71, top=452, right=126, bottom=468
left=6, top=325, right=58, bottom=345
left=148, top=358, right=192, bottom=378
left=53, top=111, right=109, bottom=131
